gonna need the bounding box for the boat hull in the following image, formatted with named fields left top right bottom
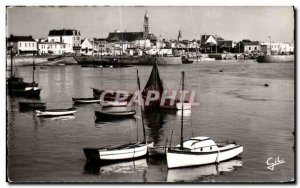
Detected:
left=166, top=145, right=243, bottom=168
left=36, top=108, right=76, bottom=117
left=72, top=97, right=101, bottom=104
left=84, top=142, right=154, bottom=162
left=19, top=101, right=46, bottom=110
left=94, top=110, right=136, bottom=119
left=10, top=88, right=41, bottom=98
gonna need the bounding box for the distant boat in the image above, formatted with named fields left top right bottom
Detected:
left=166, top=71, right=243, bottom=169
left=84, top=69, right=153, bottom=162
left=94, top=109, right=136, bottom=119
left=36, top=108, right=76, bottom=117
left=19, top=101, right=46, bottom=110
left=72, top=97, right=101, bottom=104
left=47, top=54, right=64, bottom=61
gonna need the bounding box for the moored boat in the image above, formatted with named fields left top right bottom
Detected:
left=84, top=69, right=153, bottom=163
left=36, top=108, right=76, bottom=117
left=19, top=101, right=46, bottom=110
left=72, top=97, right=101, bottom=104
left=94, top=110, right=136, bottom=119
left=103, top=101, right=128, bottom=107
left=166, top=137, right=243, bottom=169
left=166, top=71, right=243, bottom=169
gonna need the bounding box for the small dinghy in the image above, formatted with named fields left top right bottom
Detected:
left=19, top=101, right=46, bottom=110
left=36, top=108, right=76, bottom=117
left=72, top=97, right=101, bottom=104
left=95, top=110, right=136, bottom=119
left=103, top=101, right=128, bottom=107
left=84, top=141, right=154, bottom=162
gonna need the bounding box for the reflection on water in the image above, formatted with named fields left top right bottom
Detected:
left=84, top=158, right=148, bottom=175
left=176, top=109, right=192, bottom=117
left=7, top=63, right=294, bottom=182
left=167, top=158, right=243, bottom=182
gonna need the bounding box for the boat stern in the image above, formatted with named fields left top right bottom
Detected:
left=83, top=148, right=100, bottom=162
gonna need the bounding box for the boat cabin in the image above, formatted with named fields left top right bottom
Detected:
left=176, top=137, right=218, bottom=152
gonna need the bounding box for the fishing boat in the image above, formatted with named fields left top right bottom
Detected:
left=83, top=70, right=154, bottom=162
left=8, top=52, right=42, bottom=98
left=166, top=72, right=243, bottom=169
left=19, top=101, right=46, bottom=110
left=72, top=97, right=101, bottom=104
left=94, top=110, right=136, bottom=119
left=36, top=108, right=76, bottom=117
left=142, top=63, right=182, bottom=109
left=6, top=47, right=38, bottom=92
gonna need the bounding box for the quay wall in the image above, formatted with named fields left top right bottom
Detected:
left=6, top=56, right=78, bottom=66
left=257, top=55, right=294, bottom=63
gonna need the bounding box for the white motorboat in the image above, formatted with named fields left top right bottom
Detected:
left=166, top=137, right=243, bottom=169
left=36, top=108, right=76, bottom=117
left=166, top=71, right=243, bottom=169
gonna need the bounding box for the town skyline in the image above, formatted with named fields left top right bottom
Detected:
left=7, top=6, right=294, bottom=43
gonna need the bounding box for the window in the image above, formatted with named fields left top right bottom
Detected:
left=19, top=43, right=21, bottom=47
left=55, top=44, right=57, bottom=49
left=25, top=43, right=27, bottom=47
left=249, top=47, right=251, bottom=50
left=29, top=43, right=31, bottom=47
left=254, top=47, right=257, bottom=50
left=77, top=36, right=80, bottom=40
left=33, top=43, right=34, bottom=47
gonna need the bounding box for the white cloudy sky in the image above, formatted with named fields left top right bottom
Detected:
left=7, top=6, right=294, bottom=42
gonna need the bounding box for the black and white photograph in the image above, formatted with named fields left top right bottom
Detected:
left=5, top=4, right=295, bottom=183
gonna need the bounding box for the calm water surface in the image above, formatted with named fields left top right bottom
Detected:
left=7, top=61, right=294, bottom=182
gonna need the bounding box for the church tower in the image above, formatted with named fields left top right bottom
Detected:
left=143, top=11, right=149, bottom=39
left=178, top=29, right=182, bottom=41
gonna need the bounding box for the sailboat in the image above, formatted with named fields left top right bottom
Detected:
left=83, top=69, right=154, bottom=162
left=10, top=54, right=42, bottom=98
left=7, top=47, right=38, bottom=92
left=166, top=71, right=243, bottom=169
left=142, top=63, right=183, bottom=109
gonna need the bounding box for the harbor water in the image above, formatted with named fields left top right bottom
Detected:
left=7, top=61, right=294, bottom=182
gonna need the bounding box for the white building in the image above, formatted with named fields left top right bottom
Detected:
left=7, top=35, right=37, bottom=55
left=47, top=29, right=81, bottom=55
left=38, top=40, right=66, bottom=55
left=260, top=42, right=294, bottom=54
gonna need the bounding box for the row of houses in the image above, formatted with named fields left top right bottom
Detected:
left=7, top=12, right=294, bottom=56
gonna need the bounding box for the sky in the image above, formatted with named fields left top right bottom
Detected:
left=6, top=6, right=294, bottom=43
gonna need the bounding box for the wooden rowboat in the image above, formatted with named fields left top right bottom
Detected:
left=36, top=108, right=76, bottom=117
left=94, top=110, right=136, bottom=119
left=19, top=101, right=46, bottom=110
left=72, top=97, right=101, bottom=104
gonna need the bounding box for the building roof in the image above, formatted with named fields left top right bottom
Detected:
left=7, top=35, right=36, bottom=42
left=201, top=35, right=224, bottom=44
left=107, top=32, right=144, bottom=42
left=218, top=40, right=233, bottom=48
left=48, top=29, right=81, bottom=36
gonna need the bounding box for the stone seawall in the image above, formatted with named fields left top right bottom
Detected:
left=257, top=55, right=294, bottom=63
left=6, top=56, right=78, bottom=66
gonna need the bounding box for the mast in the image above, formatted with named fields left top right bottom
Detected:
left=137, top=69, right=146, bottom=142
left=10, top=47, right=13, bottom=79
left=32, top=53, right=35, bottom=89
left=180, top=71, right=184, bottom=149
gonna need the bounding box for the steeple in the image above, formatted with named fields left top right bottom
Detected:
left=178, top=29, right=182, bottom=41
left=143, top=11, right=149, bottom=39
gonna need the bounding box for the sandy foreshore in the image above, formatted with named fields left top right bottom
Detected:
left=6, top=56, right=78, bottom=66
